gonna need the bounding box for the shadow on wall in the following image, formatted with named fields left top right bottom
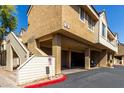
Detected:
left=90, top=50, right=106, bottom=67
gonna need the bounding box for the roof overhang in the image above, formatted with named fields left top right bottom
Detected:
left=107, top=29, right=116, bottom=40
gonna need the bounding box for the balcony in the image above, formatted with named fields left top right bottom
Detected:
left=98, top=31, right=118, bottom=52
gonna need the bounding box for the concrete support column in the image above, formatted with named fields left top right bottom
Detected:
left=85, top=48, right=90, bottom=69
left=52, top=34, right=61, bottom=75
left=112, top=54, right=115, bottom=65
left=121, top=56, right=124, bottom=65
left=67, top=49, right=71, bottom=68
left=6, top=42, right=13, bottom=71
left=108, top=54, right=114, bottom=67
left=99, top=50, right=107, bottom=67
left=109, top=54, right=113, bottom=64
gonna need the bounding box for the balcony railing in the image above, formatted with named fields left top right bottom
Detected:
left=101, top=35, right=117, bottom=47
left=107, top=39, right=117, bottom=47
left=100, top=36, right=118, bottom=52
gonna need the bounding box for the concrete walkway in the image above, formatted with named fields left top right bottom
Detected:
left=62, top=68, right=87, bottom=74
left=62, top=67, right=99, bottom=75
left=0, top=70, right=19, bottom=88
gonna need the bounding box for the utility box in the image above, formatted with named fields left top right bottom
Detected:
left=46, top=66, right=50, bottom=74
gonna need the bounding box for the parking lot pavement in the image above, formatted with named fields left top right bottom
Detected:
left=44, top=65, right=124, bottom=88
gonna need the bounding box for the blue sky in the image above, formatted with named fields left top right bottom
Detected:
left=15, top=5, right=29, bottom=35
left=94, top=5, right=124, bottom=43
left=15, top=5, right=124, bottom=43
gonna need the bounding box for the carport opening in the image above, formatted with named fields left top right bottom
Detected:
left=61, top=51, right=85, bottom=70
left=61, top=50, right=69, bottom=69
left=71, top=52, right=85, bottom=68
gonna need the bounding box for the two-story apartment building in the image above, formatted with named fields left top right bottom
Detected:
left=20, top=5, right=118, bottom=75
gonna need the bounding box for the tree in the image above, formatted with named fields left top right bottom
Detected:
left=0, top=5, right=17, bottom=39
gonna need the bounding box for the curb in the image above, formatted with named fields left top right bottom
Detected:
left=24, top=75, right=67, bottom=88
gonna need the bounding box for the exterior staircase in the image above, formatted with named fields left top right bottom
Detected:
left=7, top=32, right=30, bottom=64
left=3, top=32, right=55, bottom=85
left=6, top=32, right=48, bottom=68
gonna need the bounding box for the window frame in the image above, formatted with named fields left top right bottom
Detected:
left=102, top=23, right=106, bottom=37
left=87, top=15, right=94, bottom=32
left=79, top=7, right=85, bottom=23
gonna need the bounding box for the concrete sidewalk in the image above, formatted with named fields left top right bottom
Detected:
left=62, top=67, right=99, bottom=75
left=0, top=70, right=19, bottom=88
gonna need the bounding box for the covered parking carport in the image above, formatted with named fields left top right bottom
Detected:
left=39, top=34, right=103, bottom=74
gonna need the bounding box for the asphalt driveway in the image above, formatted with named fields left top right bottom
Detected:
left=45, top=65, right=124, bottom=88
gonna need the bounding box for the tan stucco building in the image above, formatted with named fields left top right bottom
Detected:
left=0, top=5, right=118, bottom=75
left=19, top=5, right=118, bottom=74
left=0, top=5, right=120, bottom=85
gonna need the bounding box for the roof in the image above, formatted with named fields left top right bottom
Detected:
left=26, top=5, right=99, bottom=17
left=119, top=43, right=124, bottom=46
left=108, top=27, right=116, bottom=37
left=91, top=5, right=99, bottom=17
left=26, top=5, right=32, bottom=16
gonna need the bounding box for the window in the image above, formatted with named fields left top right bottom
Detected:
left=88, top=15, right=94, bottom=31
left=102, top=23, right=106, bottom=37
left=79, top=7, right=85, bottom=21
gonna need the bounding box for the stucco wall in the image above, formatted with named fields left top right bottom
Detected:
left=22, top=5, right=99, bottom=44
left=61, top=5, right=99, bottom=43
left=116, top=44, right=124, bottom=56
left=99, top=50, right=108, bottom=67
left=22, top=5, right=62, bottom=43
